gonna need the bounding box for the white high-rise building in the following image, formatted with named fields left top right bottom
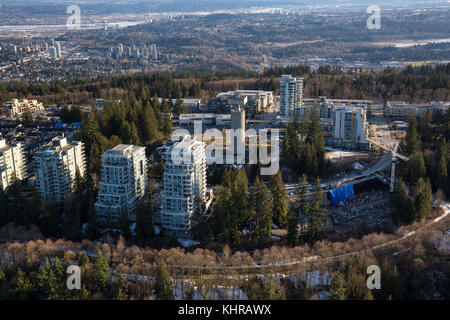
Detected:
left=149, top=43, right=158, bottom=60
left=161, top=135, right=206, bottom=236
left=55, top=42, right=62, bottom=58
left=280, top=75, right=304, bottom=117
left=49, top=46, right=58, bottom=60
left=333, top=107, right=368, bottom=144
left=95, top=145, right=147, bottom=226
left=0, top=139, right=26, bottom=190
left=35, top=137, right=86, bottom=203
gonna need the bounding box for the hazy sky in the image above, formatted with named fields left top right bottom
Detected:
left=1, top=0, right=446, bottom=14
left=3, top=0, right=444, bottom=5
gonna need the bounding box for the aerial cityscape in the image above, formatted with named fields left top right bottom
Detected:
left=0, top=0, right=449, bottom=307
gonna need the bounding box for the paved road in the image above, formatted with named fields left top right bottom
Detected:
left=166, top=202, right=450, bottom=270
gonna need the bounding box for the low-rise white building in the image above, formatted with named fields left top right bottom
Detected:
left=385, top=101, right=448, bottom=119
left=2, top=99, right=44, bottom=117
left=0, top=139, right=26, bottom=190
left=178, top=113, right=231, bottom=126
left=34, top=137, right=86, bottom=203
left=95, top=144, right=147, bottom=226
left=209, top=90, right=274, bottom=114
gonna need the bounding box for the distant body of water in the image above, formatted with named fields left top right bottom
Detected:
left=0, top=20, right=148, bottom=32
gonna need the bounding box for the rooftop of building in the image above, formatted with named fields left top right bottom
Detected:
left=37, top=136, right=81, bottom=154
left=104, top=144, right=145, bottom=157
left=2, top=99, right=42, bottom=106
left=179, top=113, right=217, bottom=119
left=335, top=106, right=367, bottom=113
left=281, top=74, right=304, bottom=81
left=165, top=135, right=205, bottom=152
left=304, top=97, right=374, bottom=104
left=0, top=139, right=16, bottom=152
left=158, top=98, right=201, bottom=104
left=216, top=90, right=273, bottom=99
left=387, top=101, right=448, bottom=109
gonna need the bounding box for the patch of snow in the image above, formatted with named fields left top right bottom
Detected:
left=178, top=239, right=200, bottom=248
left=353, top=162, right=364, bottom=170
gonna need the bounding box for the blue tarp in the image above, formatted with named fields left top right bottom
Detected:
left=330, top=184, right=355, bottom=205
left=54, top=122, right=81, bottom=127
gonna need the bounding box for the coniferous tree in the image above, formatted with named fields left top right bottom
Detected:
left=41, top=202, right=62, bottom=237
left=261, top=276, right=286, bottom=300
left=299, top=111, right=309, bottom=137
left=118, top=209, right=132, bottom=240
left=36, top=258, right=57, bottom=299
left=23, top=187, right=41, bottom=227
left=79, top=252, right=91, bottom=269
left=330, top=271, right=347, bottom=300
left=78, top=253, right=94, bottom=294
left=281, top=116, right=301, bottom=171
left=232, top=169, right=250, bottom=231
left=214, top=169, right=247, bottom=244
left=294, top=175, right=309, bottom=243
left=7, top=181, right=26, bottom=226
left=281, top=110, right=325, bottom=177
left=405, top=113, right=421, bottom=155
left=308, top=178, right=326, bottom=242
left=12, top=269, right=34, bottom=300
left=85, top=202, right=100, bottom=240
left=154, top=260, right=173, bottom=300
left=115, top=275, right=131, bottom=300
left=413, top=178, right=433, bottom=221
left=417, top=110, right=433, bottom=144
left=51, top=258, right=67, bottom=299
left=286, top=207, right=299, bottom=247
left=22, top=108, right=33, bottom=124
left=65, top=195, right=81, bottom=241
left=251, top=177, right=273, bottom=240
left=383, top=265, right=403, bottom=300
left=140, top=102, right=159, bottom=143
left=392, top=178, right=415, bottom=223
left=135, top=200, right=155, bottom=247
left=307, top=110, right=325, bottom=176
left=268, top=170, right=289, bottom=227
left=346, top=271, right=373, bottom=300
left=407, top=152, right=426, bottom=184
left=94, top=250, right=110, bottom=292
left=435, top=141, right=448, bottom=196
left=214, top=180, right=235, bottom=244
left=161, top=113, right=172, bottom=138
left=192, top=197, right=213, bottom=246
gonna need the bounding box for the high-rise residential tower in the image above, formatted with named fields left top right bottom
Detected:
left=95, top=144, right=147, bottom=226
left=280, top=75, right=304, bottom=117
left=333, top=107, right=368, bottom=144
left=34, top=137, right=86, bottom=203
left=161, top=135, right=206, bottom=237
left=0, top=139, right=26, bottom=190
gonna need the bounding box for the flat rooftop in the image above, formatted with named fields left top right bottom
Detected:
left=105, top=144, right=145, bottom=156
